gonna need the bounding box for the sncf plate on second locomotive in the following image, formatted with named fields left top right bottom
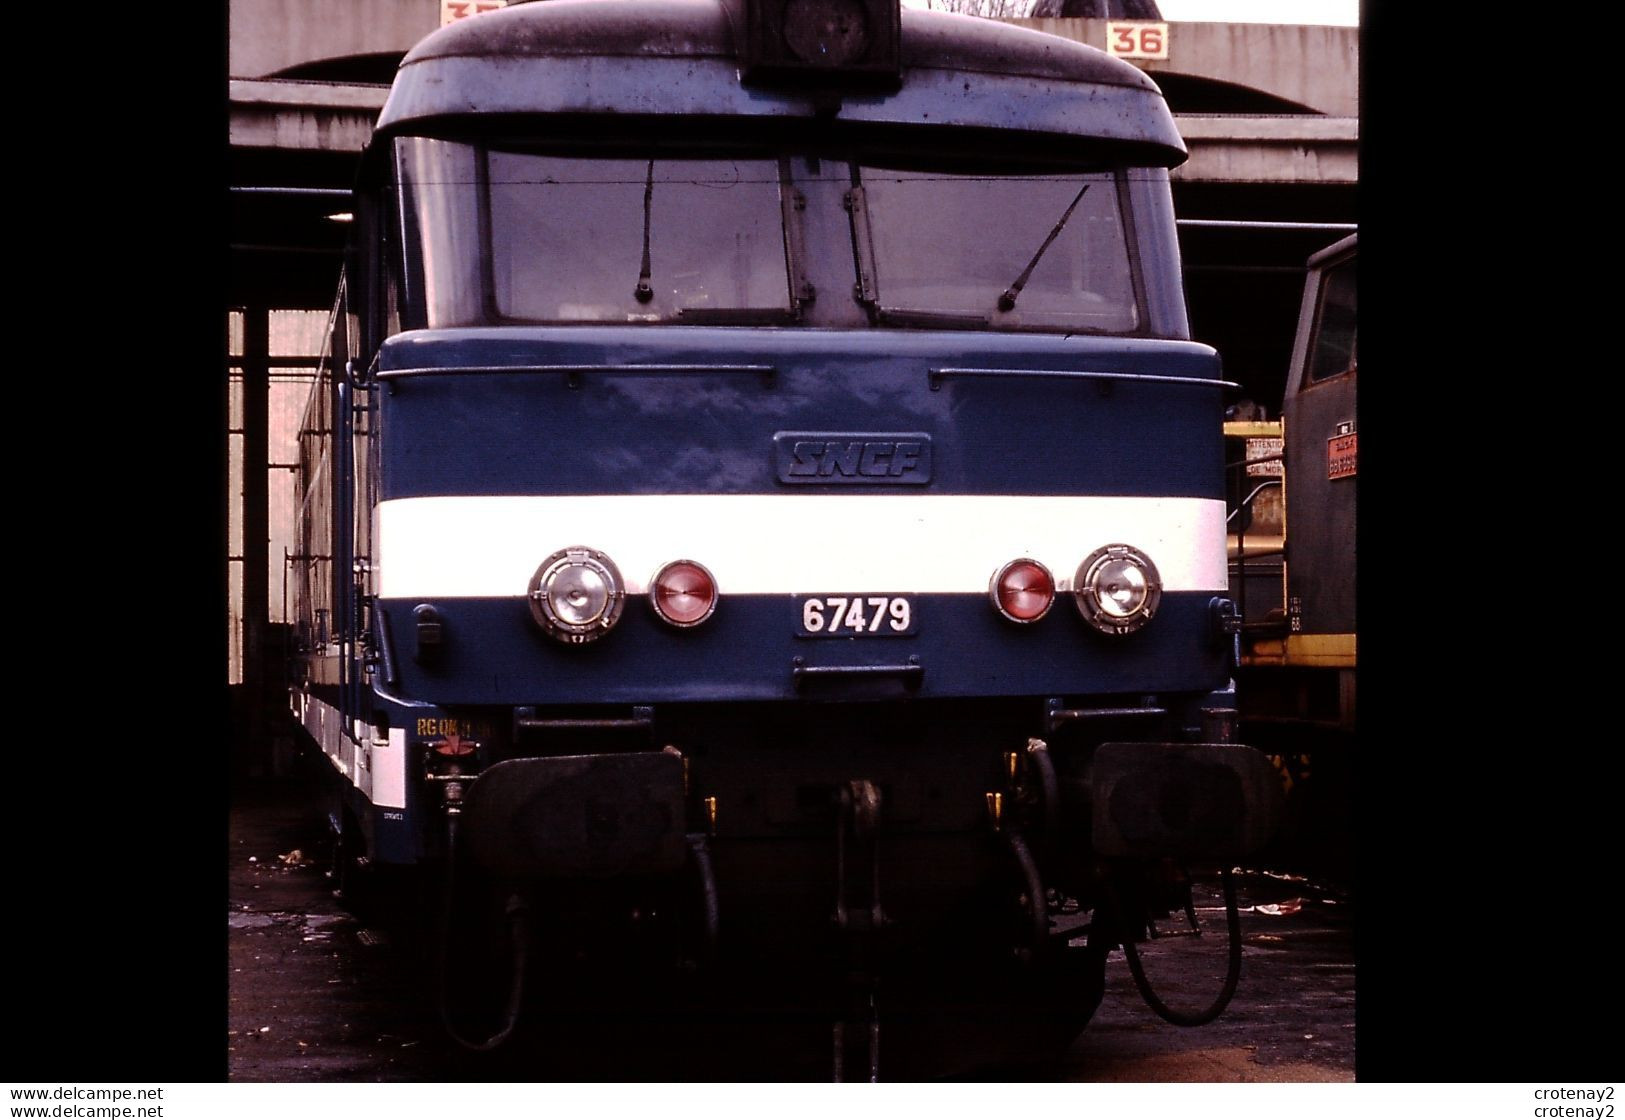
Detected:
left=796, top=595, right=917, bottom=637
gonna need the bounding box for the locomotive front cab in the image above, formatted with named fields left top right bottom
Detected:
left=297, top=0, right=1285, bottom=1067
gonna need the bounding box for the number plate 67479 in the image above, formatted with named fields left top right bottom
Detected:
left=796, top=595, right=916, bottom=637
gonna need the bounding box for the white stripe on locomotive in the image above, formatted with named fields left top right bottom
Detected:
left=376, top=494, right=1227, bottom=597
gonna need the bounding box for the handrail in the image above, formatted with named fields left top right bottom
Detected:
left=1227, top=476, right=1283, bottom=628
left=376, top=363, right=778, bottom=389
left=791, top=656, right=923, bottom=692
left=928, top=366, right=1238, bottom=391
left=1227, top=479, right=1281, bottom=525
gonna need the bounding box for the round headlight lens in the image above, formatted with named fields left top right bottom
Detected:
left=550, top=565, right=610, bottom=625
left=649, top=560, right=718, bottom=628
left=990, top=558, right=1055, bottom=623
left=1073, top=545, right=1161, bottom=635
left=528, top=547, right=625, bottom=643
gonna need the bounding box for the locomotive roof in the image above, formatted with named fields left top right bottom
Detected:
left=377, top=0, right=1187, bottom=166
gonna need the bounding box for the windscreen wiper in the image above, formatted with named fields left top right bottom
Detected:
left=634, top=158, right=655, bottom=304
left=997, top=183, right=1088, bottom=312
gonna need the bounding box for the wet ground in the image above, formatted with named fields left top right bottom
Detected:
left=228, top=773, right=1353, bottom=1083
left=1065, top=882, right=1354, bottom=1082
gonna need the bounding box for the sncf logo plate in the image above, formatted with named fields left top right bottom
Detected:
left=774, top=432, right=932, bottom=485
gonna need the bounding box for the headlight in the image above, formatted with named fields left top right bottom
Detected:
left=989, top=558, right=1055, bottom=623
left=1073, top=544, right=1161, bottom=635
left=528, top=546, right=625, bottom=644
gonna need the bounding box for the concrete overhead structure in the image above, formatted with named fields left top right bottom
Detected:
left=230, top=0, right=439, bottom=81
left=1017, top=17, right=1356, bottom=185
left=229, top=0, right=1356, bottom=185
left=229, top=79, right=387, bottom=153
left=1018, top=17, right=1356, bottom=116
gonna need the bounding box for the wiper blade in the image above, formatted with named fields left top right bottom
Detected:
left=634, top=158, right=655, bottom=304
left=998, top=183, right=1089, bottom=313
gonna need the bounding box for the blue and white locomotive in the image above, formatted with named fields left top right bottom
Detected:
left=289, top=0, right=1281, bottom=1071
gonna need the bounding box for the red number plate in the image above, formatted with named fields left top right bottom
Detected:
left=1328, top=432, right=1357, bottom=479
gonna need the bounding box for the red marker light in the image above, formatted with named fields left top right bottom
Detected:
left=650, top=560, right=718, bottom=627
left=990, top=559, right=1055, bottom=623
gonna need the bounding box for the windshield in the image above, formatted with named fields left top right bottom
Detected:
left=394, top=138, right=1143, bottom=334
left=489, top=152, right=794, bottom=323
left=396, top=139, right=794, bottom=326
left=858, top=167, right=1138, bottom=331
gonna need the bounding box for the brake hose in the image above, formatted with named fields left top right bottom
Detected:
left=436, top=816, right=530, bottom=1051
left=1112, top=866, right=1243, bottom=1028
